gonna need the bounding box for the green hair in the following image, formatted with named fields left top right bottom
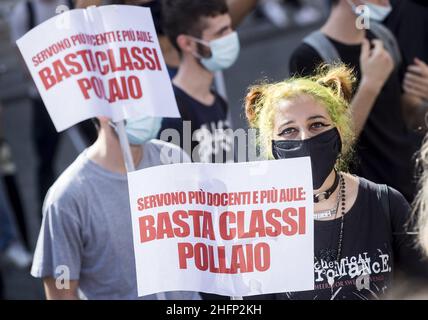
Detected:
left=245, top=64, right=356, bottom=170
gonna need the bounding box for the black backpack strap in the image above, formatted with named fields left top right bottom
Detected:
left=302, top=31, right=341, bottom=65
left=26, top=0, right=35, bottom=30
left=378, top=184, right=405, bottom=242
left=378, top=184, right=391, bottom=226
left=377, top=184, right=394, bottom=244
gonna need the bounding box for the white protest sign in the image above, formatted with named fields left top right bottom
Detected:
left=127, top=158, right=315, bottom=297
left=17, top=5, right=180, bottom=132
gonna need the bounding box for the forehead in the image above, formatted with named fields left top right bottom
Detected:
left=358, top=0, right=390, bottom=5
left=200, top=14, right=231, bottom=36
left=276, top=95, right=331, bottom=121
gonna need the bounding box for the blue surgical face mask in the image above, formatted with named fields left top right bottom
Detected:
left=191, top=31, right=240, bottom=72
left=346, top=0, right=392, bottom=21
left=346, top=0, right=360, bottom=15
left=125, top=116, right=162, bottom=145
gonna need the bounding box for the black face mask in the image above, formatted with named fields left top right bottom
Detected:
left=272, top=127, right=342, bottom=190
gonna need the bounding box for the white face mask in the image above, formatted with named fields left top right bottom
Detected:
left=110, top=117, right=162, bottom=146
left=346, top=0, right=392, bottom=21
left=364, top=2, right=392, bottom=21
left=125, top=116, right=162, bottom=145
left=191, top=31, right=240, bottom=72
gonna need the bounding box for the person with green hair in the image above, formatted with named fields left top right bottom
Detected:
left=245, top=64, right=428, bottom=300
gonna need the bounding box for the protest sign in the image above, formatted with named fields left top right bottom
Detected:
left=16, top=5, right=180, bottom=132
left=127, top=158, right=315, bottom=297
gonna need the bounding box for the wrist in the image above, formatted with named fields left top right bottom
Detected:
left=359, top=77, right=383, bottom=95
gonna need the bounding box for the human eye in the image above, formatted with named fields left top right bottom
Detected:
left=279, top=127, right=298, bottom=138
left=310, top=122, right=330, bottom=131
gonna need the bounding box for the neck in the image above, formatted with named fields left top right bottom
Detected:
left=314, top=169, right=337, bottom=195
left=159, top=36, right=180, bottom=68
left=173, top=55, right=214, bottom=103
left=321, top=3, right=366, bottom=44
left=87, top=128, right=143, bottom=174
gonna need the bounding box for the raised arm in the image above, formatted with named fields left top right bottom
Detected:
left=401, top=57, right=428, bottom=132
left=350, top=39, right=394, bottom=136
left=74, top=0, right=102, bottom=8
left=227, top=0, right=259, bottom=29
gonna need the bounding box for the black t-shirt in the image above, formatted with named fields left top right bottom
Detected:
left=386, top=0, right=428, bottom=71
left=160, top=85, right=234, bottom=163
left=248, top=177, right=428, bottom=300
left=289, top=31, right=420, bottom=202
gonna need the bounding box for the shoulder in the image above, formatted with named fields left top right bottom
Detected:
left=213, top=91, right=228, bottom=113
left=172, top=84, right=190, bottom=101
left=385, top=185, right=412, bottom=225
left=160, top=116, right=183, bottom=129
left=354, top=176, right=411, bottom=222
left=291, top=42, right=321, bottom=60
left=43, top=152, right=91, bottom=213
left=171, top=85, right=197, bottom=119
left=144, top=139, right=191, bottom=164
left=289, top=42, right=323, bottom=77
left=386, top=185, right=410, bottom=209
left=357, top=176, right=408, bottom=206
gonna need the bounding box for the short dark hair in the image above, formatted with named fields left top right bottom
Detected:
left=162, top=0, right=229, bottom=52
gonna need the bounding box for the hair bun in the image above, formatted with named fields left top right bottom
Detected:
left=245, top=86, right=265, bottom=126
left=315, top=64, right=355, bottom=104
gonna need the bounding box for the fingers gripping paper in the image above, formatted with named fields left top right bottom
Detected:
left=16, top=5, right=180, bottom=132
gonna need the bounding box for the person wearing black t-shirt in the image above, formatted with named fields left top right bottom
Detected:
left=244, top=64, right=428, bottom=300
left=289, top=0, right=424, bottom=203
left=159, top=0, right=241, bottom=164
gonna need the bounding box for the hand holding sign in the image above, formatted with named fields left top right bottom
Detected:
left=17, top=5, right=180, bottom=132
left=128, top=158, right=315, bottom=297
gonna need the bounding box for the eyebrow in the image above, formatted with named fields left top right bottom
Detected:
left=214, top=25, right=230, bottom=37
left=307, top=115, right=327, bottom=121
